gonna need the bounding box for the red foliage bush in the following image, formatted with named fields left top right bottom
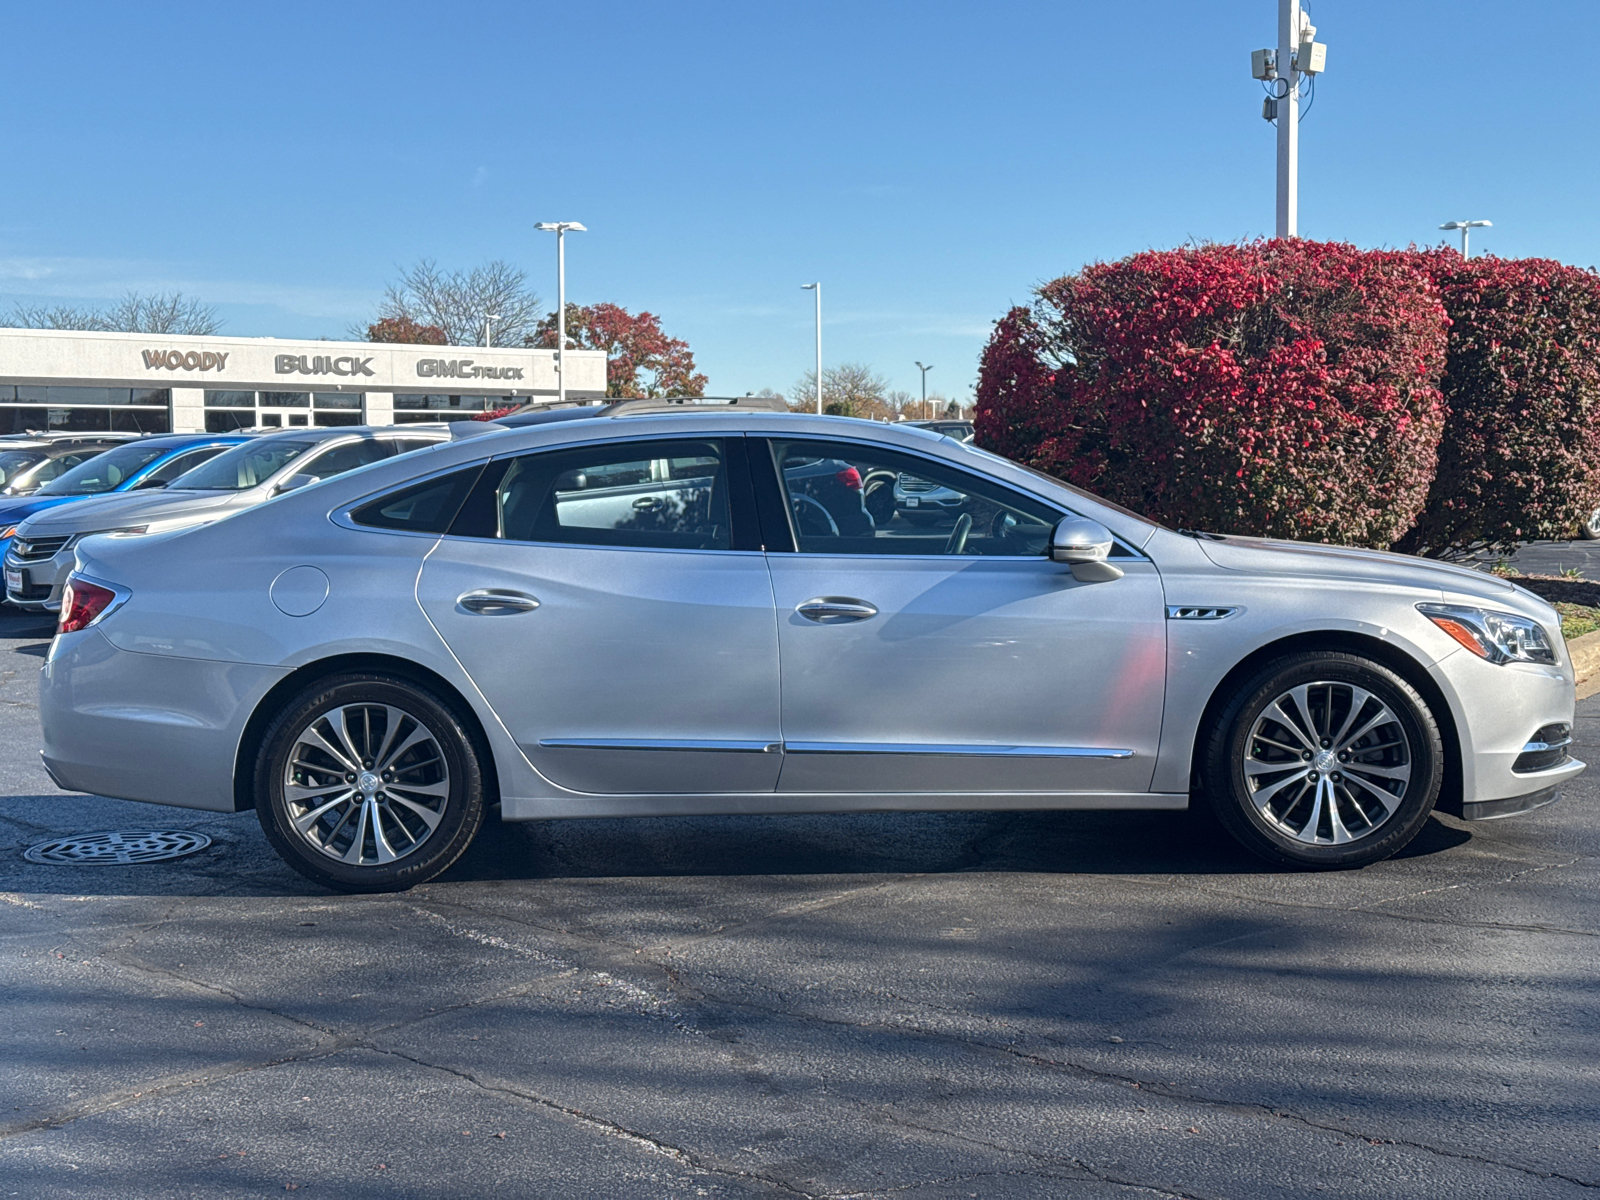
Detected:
left=366, top=315, right=447, bottom=345
left=976, top=240, right=1450, bottom=548
left=1395, top=253, right=1600, bottom=558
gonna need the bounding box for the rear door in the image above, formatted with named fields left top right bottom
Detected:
left=415, top=434, right=783, bottom=795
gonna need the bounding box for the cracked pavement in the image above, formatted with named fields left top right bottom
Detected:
left=0, top=610, right=1596, bottom=1197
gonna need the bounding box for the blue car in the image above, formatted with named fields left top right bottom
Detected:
left=0, top=433, right=249, bottom=564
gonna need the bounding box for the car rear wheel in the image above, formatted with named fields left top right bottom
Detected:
left=255, top=674, right=487, bottom=893
left=1581, top=506, right=1600, bottom=540
left=1199, top=652, right=1443, bottom=868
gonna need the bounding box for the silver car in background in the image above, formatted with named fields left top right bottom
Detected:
left=38, top=401, right=1584, bottom=892
left=6, top=425, right=446, bottom=611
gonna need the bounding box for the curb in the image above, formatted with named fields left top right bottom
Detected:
left=1570, top=628, right=1600, bottom=702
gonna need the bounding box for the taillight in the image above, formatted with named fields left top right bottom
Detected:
left=59, top=577, right=118, bottom=634
left=835, top=467, right=862, bottom=490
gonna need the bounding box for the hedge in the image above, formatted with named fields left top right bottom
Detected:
left=977, top=240, right=1450, bottom=549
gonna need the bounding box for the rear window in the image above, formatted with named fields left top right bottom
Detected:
left=350, top=466, right=483, bottom=534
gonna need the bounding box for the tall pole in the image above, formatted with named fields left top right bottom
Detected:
left=484, top=313, right=498, bottom=348
left=802, top=283, right=821, bottom=414
left=916, top=361, right=932, bottom=418
left=1276, top=0, right=1299, bottom=238
left=535, top=222, right=586, bottom=406
left=556, top=231, right=568, bottom=406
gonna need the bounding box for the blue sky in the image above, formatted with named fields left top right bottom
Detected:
left=3, top=1, right=1596, bottom=402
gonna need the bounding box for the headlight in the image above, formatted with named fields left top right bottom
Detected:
left=1417, top=603, right=1557, bottom=666
left=67, top=526, right=149, bottom=548
left=0, top=527, right=15, bottom=540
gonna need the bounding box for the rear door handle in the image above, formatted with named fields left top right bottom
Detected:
left=458, top=589, right=540, bottom=615
left=796, top=597, right=878, bottom=623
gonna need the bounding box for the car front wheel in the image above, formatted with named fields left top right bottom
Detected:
left=255, top=673, right=487, bottom=893
left=1581, top=506, right=1600, bottom=540
left=1199, top=652, right=1443, bottom=868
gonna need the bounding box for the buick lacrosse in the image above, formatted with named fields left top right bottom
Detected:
left=38, top=400, right=1584, bottom=891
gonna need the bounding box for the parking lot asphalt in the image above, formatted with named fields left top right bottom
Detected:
left=1, top=608, right=1597, bottom=1199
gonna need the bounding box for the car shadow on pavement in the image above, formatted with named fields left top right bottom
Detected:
left=1, top=799, right=1475, bottom=898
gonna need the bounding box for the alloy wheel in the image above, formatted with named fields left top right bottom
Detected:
left=282, top=703, right=451, bottom=866
left=1243, top=682, right=1412, bottom=845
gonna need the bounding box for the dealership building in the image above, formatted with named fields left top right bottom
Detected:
left=0, top=328, right=608, bottom=435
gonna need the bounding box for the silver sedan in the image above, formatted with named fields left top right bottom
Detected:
left=38, top=404, right=1585, bottom=892
left=6, top=425, right=447, bottom=612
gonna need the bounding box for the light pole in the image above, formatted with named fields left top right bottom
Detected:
left=915, top=361, right=933, bottom=418
left=1439, top=220, right=1492, bottom=258
left=801, top=283, right=821, bottom=414
left=1251, top=1, right=1327, bottom=237
left=483, top=312, right=499, bottom=348
left=535, top=221, right=587, bottom=405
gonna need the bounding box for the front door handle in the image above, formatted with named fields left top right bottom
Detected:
left=458, top=589, right=540, bottom=615
left=796, top=597, right=878, bottom=623
left=632, top=496, right=664, bottom=511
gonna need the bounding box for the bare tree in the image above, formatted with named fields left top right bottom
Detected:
left=366, top=259, right=542, bottom=347
left=790, top=363, right=895, bottom=420
left=6, top=290, right=220, bottom=335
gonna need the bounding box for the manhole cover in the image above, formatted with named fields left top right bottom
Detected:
left=23, top=830, right=212, bottom=865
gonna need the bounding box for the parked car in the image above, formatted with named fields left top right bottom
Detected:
left=0, top=437, right=134, bottom=500
left=0, top=434, right=248, bottom=566
left=1581, top=506, right=1600, bottom=540
left=903, top=419, right=975, bottom=440
left=39, top=402, right=1583, bottom=892
left=6, top=425, right=447, bottom=612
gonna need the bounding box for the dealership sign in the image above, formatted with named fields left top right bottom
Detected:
left=416, top=359, right=525, bottom=380
left=275, top=354, right=376, bottom=378
left=143, top=349, right=230, bottom=372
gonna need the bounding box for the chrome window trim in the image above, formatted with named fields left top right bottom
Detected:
left=783, top=742, right=1135, bottom=759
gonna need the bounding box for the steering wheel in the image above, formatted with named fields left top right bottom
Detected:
left=790, top=492, right=840, bottom=537
left=943, top=512, right=973, bottom=554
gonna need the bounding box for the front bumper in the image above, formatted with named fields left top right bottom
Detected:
left=4, top=546, right=71, bottom=611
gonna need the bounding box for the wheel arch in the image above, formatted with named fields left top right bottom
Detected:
left=232, top=652, right=501, bottom=813
left=1191, top=631, right=1464, bottom=817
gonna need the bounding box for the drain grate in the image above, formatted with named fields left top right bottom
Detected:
left=23, top=830, right=212, bottom=866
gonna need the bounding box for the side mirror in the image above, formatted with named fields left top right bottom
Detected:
left=1051, top=515, right=1124, bottom=582
left=274, top=473, right=321, bottom=495
left=133, top=477, right=168, bottom=490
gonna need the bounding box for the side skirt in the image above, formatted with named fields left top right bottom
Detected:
left=498, top=791, right=1190, bottom=821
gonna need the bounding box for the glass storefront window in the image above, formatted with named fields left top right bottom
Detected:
left=260, top=392, right=310, bottom=407
left=394, top=393, right=498, bottom=411
left=0, top=386, right=170, bottom=436
left=204, top=390, right=256, bottom=408
left=203, top=390, right=364, bottom=430
left=313, top=392, right=362, bottom=410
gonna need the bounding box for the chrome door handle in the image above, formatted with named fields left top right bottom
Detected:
left=458, top=589, right=540, bottom=615
left=796, top=597, right=878, bottom=623
left=632, top=496, right=664, bottom=511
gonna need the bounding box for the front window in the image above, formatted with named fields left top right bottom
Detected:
left=769, top=438, right=1060, bottom=557
left=37, top=443, right=171, bottom=496
left=172, top=440, right=316, bottom=490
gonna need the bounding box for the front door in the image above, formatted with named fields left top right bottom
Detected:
left=759, top=437, right=1167, bottom=794
left=416, top=434, right=783, bottom=795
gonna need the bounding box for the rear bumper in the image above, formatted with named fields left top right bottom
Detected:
left=40, top=628, right=287, bottom=812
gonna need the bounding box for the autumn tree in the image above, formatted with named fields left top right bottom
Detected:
left=790, top=363, right=895, bottom=419
left=365, top=315, right=448, bottom=345
left=365, top=259, right=542, bottom=346
left=530, top=303, right=707, bottom=398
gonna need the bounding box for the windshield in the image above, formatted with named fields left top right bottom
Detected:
left=37, top=443, right=170, bottom=496
left=171, top=439, right=315, bottom=490
left=0, top=450, right=46, bottom=488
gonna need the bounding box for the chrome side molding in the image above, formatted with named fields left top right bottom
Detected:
left=539, top=738, right=779, bottom=753
left=783, top=742, right=1134, bottom=759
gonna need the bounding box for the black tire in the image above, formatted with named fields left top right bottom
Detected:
left=1198, top=651, right=1443, bottom=869
left=1581, top=506, right=1600, bottom=540
left=255, top=673, right=487, bottom=893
